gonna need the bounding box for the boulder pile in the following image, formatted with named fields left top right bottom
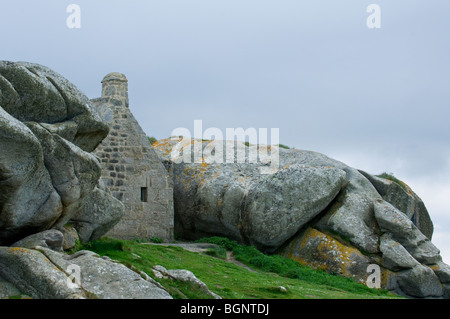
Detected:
left=0, top=61, right=147, bottom=298
left=153, top=137, right=450, bottom=298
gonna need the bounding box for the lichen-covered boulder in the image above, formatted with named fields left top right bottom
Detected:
left=71, top=186, right=125, bottom=243
left=360, top=171, right=433, bottom=239
left=154, top=138, right=347, bottom=252
left=0, top=107, right=63, bottom=244
left=280, top=227, right=374, bottom=284
left=0, top=61, right=123, bottom=245
left=0, top=61, right=109, bottom=152
left=154, top=137, right=450, bottom=298
left=0, top=246, right=172, bottom=299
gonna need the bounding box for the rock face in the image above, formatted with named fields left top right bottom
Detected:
left=152, top=265, right=221, bottom=299
left=0, top=246, right=171, bottom=299
left=0, top=60, right=124, bottom=245
left=154, top=138, right=347, bottom=252
left=154, top=137, right=450, bottom=298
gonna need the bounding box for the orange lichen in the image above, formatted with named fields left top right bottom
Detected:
left=284, top=227, right=370, bottom=282
left=7, top=247, right=29, bottom=255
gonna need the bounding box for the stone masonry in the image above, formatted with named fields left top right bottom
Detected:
left=91, top=73, right=174, bottom=241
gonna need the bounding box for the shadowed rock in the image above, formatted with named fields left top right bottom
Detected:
left=0, top=61, right=123, bottom=245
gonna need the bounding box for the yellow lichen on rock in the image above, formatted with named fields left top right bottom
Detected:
left=281, top=227, right=373, bottom=284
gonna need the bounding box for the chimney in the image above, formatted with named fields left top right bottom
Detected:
left=101, top=72, right=129, bottom=108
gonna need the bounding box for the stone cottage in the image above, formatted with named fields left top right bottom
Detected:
left=91, top=73, right=174, bottom=241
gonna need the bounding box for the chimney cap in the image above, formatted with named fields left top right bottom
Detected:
left=102, top=72, right=127, bottom=83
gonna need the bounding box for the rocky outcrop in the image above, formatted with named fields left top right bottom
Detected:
left=0, top=61, right=124, bottom=245
left=154, top=138, right=347, bottom=252
left=0, top=245, right=171, bottom=299
left=153, top=137, right=450, bottom=298
left=152, top=265, right=221, bottom=299
left=360, top=171, right=433, bottom=239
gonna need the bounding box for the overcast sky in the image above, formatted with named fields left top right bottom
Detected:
left=1, top=0, right=449, bottom=263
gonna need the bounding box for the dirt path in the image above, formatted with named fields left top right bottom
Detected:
left=226, top=251, right=256, bottom=272
left=142, top=242, right=256, bottom=272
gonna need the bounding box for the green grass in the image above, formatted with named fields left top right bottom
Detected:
left=242, top=142, right=290, bottom=149
left=148, top=136, right=157, bottom=145
left=73, top=237, right=402, bottom=299
left=376, top=172, right=408, bottom=191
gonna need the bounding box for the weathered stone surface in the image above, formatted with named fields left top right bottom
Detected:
left=396, top=264, right=443, bottom=298
left=61, top=225, right=79, bottom=251
left=40, top=248, right=172, bottom=299
left=315, top=184, right=381, bottom=254
left=154, top=138, right=347, bottom=251
left=71, top=186, right=125, bottom=242
left=152, top=265, right=220, bottom=299
left=0, top=61, right=122, bottom=246
left=281, top=157, right=383, bottom=254
left=374, top=200, right=441, bottom=265
left=25, top=122, right=103, bottom=230
left=0, top=61, right=109, bottom=152
left=430, top=261, right=450, bottom=284
left=155, top=138, right=383, bottom=253
left=280, top=227, right=373, bottom=284
left=11, top=230, right=64, bottom=252
left=0, top=246, right=172, bottom=299
left=0, top=107, right=63, bottom=245
left=0, top=247, right=86, bottom=299
left=0, top=276, right=22, bottom=299
left=379, top=234, right=420, bottom=271
left=360, top=170, right=433, bottom=239
left=155, top=138, right=450, bottom=298
left=243, top=165, right=346, bottom=250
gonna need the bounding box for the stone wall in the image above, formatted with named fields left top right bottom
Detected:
left=92, top=73, right=174, bottom=241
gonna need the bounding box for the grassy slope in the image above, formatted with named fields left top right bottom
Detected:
left=73, top=237, right=402, bottom=299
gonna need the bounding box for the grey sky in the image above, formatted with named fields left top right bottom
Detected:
left=1, top=0, right=449, bottom=261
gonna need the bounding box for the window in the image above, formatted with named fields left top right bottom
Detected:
left=141, top=187, right=148, bottom=202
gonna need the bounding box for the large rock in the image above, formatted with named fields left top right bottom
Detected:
left=25, top=122, right=103, bottom=230
left=379, top=234, right=420, bottom=271
left=154, top=138, right=347, bottom=252
left=280, top=227, right=374, bottom=284
left=0, top=107, right=63, bottom=244
left=395, top=264, right=443, bottom=298
left=71, top=186, right=125, bottom=243
left=0, top=276, right=22, bottom=299
left=280, top=151, right=383, bottom=254
left=243, top=165, right=346, bottom=250
left=0, top=61, right=109, bottom=152
left=11, top=230, right=65, bottom=252
left=152, top=265, right=220, bottom=299
left=374, top=200, right=441, bottom=265
left=40, top=247, right=172, bottom=299
left=154, top=138, right=382, bottom=253
left=154, top=137, right=450, bottom=298
left=0, top=247, right=86, bottom=299
left=0, top=61, right=122, bottom=245
left=360, top=171, right=434, bottom=239
left=0, top=246, right=172, bottom=299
